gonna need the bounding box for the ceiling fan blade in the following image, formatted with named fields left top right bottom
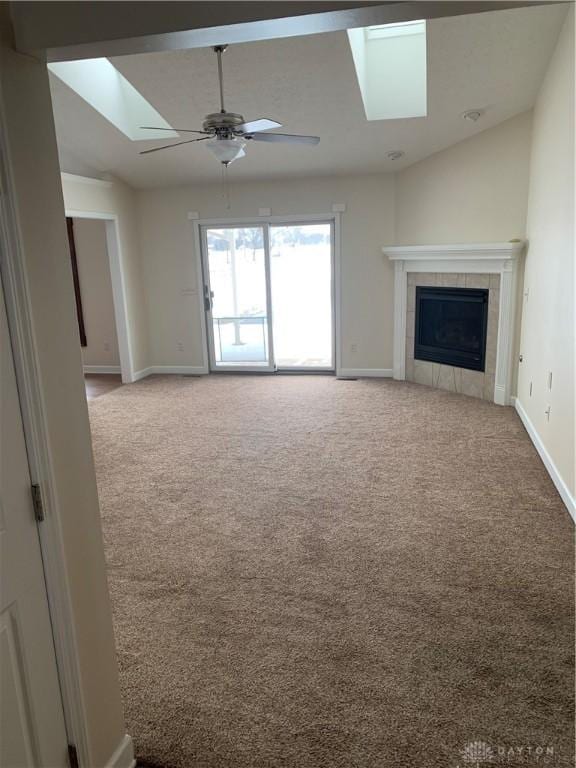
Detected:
left=248, top=132, right=320, bottom=145
left=238, top=118, right=282, bottom=133
left=140, top=126, right=211, bottom=134
left=139, top=136, right=210, bottom=155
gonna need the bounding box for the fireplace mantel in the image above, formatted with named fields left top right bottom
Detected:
left=382, top=242, right=525, bottom=405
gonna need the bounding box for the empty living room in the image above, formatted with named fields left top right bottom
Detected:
left=0, top=2, right=574, bottom=768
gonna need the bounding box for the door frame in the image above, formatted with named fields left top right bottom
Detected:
left=0, top=117, right=91, bottom=763
left=193, top=213, right=342, bottom=375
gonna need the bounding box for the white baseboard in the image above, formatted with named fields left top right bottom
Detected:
left=514, top=397, right=575, bottom=521
left=337, top=368, right=393, bottom=378
left=150, top=365, right=209, bottom=375
left=135, top=365, right=391, bottom=380
left=83, top=365, right=121, bottom=374
left=131, top=366, right=153, bottom=382
left=105, top=734, right=136, bottom=768
left=130, top=365, right=209, bottom=381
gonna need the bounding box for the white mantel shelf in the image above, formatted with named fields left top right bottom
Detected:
left=383, top=241, right=524, bottom=262
left=383, top=241, right=526, bottom=406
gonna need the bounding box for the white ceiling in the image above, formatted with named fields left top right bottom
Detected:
left=49, top=4, right=567, bottom=189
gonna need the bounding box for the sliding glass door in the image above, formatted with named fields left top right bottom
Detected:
left=202, top=220, right=334, bottom=372
left=269, top=223, right=333, bottom=370
left=203, top=225, right=274, bottom=371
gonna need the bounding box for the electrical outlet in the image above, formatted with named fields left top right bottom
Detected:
left=177, top=341, right=184, bottom=352
left=103, top=341, right=110, bottom=352
left=350, top=343, right=357, bottom=354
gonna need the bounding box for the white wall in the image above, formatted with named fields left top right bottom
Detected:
left=62, top=174, right=150, bottom=376
left=395, top=111, right=533, bottom=244
left=73, top=218, right=120, bottom=368
left=137, top=174, right=396, bottom=372
left=516, top=9, right=575, bottom=505
left=0, top=8, right=127, bottom=766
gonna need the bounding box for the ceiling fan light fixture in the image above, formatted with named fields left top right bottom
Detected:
left=206, top=137, right=246, bottom=165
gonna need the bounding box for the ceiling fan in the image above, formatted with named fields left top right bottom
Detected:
left=139, top=45, right=320, bottom=166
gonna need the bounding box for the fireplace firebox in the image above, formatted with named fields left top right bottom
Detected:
left=414, top=286, right=489, bottom=371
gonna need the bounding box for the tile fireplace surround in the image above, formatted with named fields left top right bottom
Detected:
left=382, top=243, right=525, bottom=405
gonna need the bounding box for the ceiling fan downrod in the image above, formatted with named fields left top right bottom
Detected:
left=213, top=44, right=228, bottom=114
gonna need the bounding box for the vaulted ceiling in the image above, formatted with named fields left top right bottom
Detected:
left=49, top=4, right=567, bottom=188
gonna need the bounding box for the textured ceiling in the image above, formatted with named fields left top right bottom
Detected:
left=50, top=4, right=567, bottom=188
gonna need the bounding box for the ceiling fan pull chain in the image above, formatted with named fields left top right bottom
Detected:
left=220, top=162, right=231, bottom=210
left=224, top=163, right=231, bottom=210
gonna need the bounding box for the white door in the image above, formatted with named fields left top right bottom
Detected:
left=0, top=275, right=69, bottom=767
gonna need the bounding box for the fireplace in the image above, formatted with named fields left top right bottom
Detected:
left=384, top=241, right=524, bottom=403
left=414, top=286, right=489, bottom=372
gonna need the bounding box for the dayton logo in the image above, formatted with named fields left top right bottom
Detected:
left=461, top=741, right=495, bottom=764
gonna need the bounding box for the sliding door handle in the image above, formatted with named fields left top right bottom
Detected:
left=203, top=285, right=213, bottom=311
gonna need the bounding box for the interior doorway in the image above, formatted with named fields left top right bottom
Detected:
left=65, top=208, right=136, bottom=384
left=67, top=217, right=122, bottom=375
left=201, top=219, right=335, bottom=372
left=65, top=215, right=126, bottom=402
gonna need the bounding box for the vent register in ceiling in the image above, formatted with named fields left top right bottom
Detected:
left=48, top=21, right=426, bottom=168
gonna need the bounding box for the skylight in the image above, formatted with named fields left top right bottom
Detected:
left=348, top=20, right=427, bottom=121
left=365, top=20, right=425, bottom=40
left=48, top=58, right=177, bottom=141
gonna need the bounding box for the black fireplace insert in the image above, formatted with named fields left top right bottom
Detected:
left=414, top=286, right=489, bottom=371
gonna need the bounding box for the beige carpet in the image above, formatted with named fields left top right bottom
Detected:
left=88, top=375, right=574, bottom=768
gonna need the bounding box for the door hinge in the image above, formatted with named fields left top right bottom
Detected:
left=31, top=483, right=44, bottom=522
left=68, top=744, right=79, bottom=768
